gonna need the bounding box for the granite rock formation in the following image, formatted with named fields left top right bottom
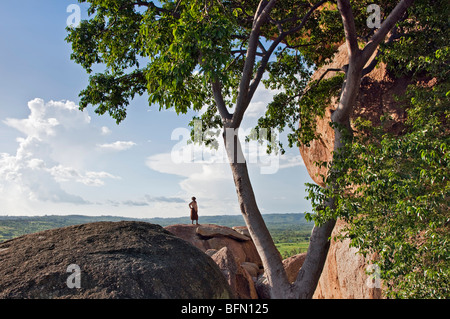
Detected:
left=299, top=43, right=413, bottom=298
left=0, top=221, right=233, bottom=299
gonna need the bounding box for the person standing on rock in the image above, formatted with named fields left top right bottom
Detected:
left=189, top=197, right=199, bottom=225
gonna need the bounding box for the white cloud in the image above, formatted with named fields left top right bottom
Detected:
left=0, top=151, right=90, bottom=205
left=98, top=141, right=136, bottom=151
left=48, top=165, right=119, bottom=186
left=146, top=149, right=239, bottom=214
left=278, top=153, right=305, bottom=169
left=146, top=152, right=204, bottom=178
left=0, top=98, right=120, bottom=209
left=101, top=126, right=112, bottom=135
left=245, top=85, right=282, bottom=119
left=246, top=100, right=268, bottom=119
left=4, top=99, right=91, bottom=138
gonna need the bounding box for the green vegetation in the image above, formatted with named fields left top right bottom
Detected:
left=0, top=214, right=313, bottom=259
left=62, top=0, right=447, bottom=298
left=266, top=220, right=312, bottom=259
left=275, top=242, right=310, bottom=260
left=306, top=0, right=449, bottom=299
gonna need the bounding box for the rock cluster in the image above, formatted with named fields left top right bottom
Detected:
left=0, top=219, right=384, bottom=299
left=164, top=223, right=311, bottom=299
left=0, top=221, right=309, bottom=300
left=164, top=224, right=264, bottom=299
left=0, top=221, right=233, bottom=299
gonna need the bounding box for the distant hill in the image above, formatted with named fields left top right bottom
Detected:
left=0, top=213, right=313, bottom=243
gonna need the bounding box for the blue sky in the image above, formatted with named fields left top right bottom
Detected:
left=0, top=1, right=314, bottom=218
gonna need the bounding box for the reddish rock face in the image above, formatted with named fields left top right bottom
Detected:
left=164, top=224, right=263, bottom=299
left=300, top=44, right=410, bottom=187
left=282, top=253, right=307, bottom=284
left=164, top=224, right=262, bottom=268
left=298, top=41, right=426, bottom=298
left=196, top=224, right=251, bottom=241
left=210, top=247, right=259, bottom=299
left=312, top=220, right=383, bottom=299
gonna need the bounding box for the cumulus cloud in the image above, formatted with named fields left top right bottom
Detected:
left=4, top=99, right=89, bottom=138
left=48, top=165, right=120, bottom=186
left=146, top=148, right=239, bottom=215
left=0, top=151, right=90, bottom=205
left=0, top=98, right=120, bottom=208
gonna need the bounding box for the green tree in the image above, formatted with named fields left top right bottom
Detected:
left=67, top=0, right=415, bottom=298
left=305, top=0, right=449, bottom=298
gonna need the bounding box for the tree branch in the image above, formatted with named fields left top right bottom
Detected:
left=361, top=52, right=379, bottom=77
left=361, top=0, right=414, bottom=63
left=310, top=68, right=345, bottom=90
left=132, top=1, right=181, bottom=18
left=337, top=0, right=359, bottom=58
left=333, top=0, right=414, bottom=124
left=211, top=79, right=232, bottom=121
left=231, top=49, right=264, bottom=57
left=231, top=0, right=277, bottom=128
left=279, top=0, right=327, bottom=39
left=361, top=24, right=403, bottom=77
left=246, top=0, right=327, bottom=109
left=258, top=39, right=268, bottom=55
left=230, top=0, right=326, bottom=129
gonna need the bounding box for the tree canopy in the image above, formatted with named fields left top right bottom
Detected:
left=66, top=0, right=448, bottom=298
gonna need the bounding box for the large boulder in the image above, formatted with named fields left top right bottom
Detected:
left=313, top=220, right=382, bottom=299
left=298, top=42, right=413, bottom=298
left=283, top=253, right=307, bottom=284
left=210, top=247, right=258, bottom=299
left=0, top=221, right=233, bottom=299
left=300, top=44, right=410, bottom=187
left=196, top=224, right=250, bottom=241
left=164, top=224, right=262, bottom=268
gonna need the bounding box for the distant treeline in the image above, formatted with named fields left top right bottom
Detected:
left=0, top=213, right=313, bottom=244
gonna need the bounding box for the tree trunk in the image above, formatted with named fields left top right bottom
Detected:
left=222, top=125, right=339, bottom=299
left=289, top=43, right=365, bottom=300
left=221, top=61, right=363, bottom=298
left=219, top=0, right=415, bottom=300
left=292, top=217, right=336, bottom=298
left=290, top=68, right=361, bottom=297
left=289, top=0, right=415, bottom=299
left=223, top=127, right=291, bottom=298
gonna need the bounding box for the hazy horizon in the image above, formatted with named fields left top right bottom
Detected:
left=0, top=2, right=314, bottom=219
